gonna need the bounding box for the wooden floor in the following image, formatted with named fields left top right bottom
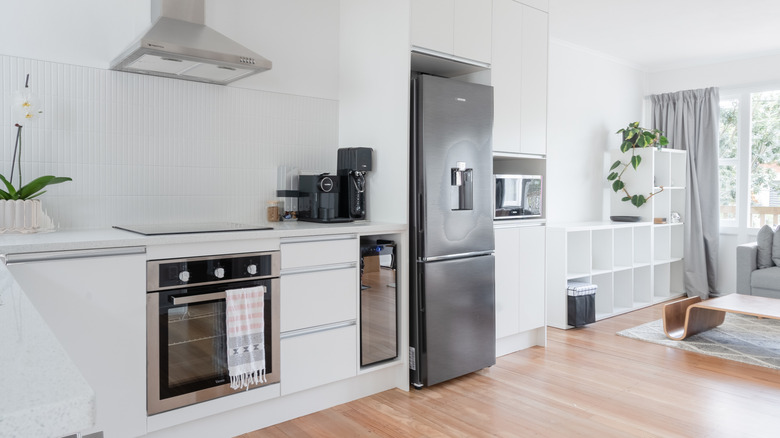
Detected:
left=239, top=303, right=780, bottom=437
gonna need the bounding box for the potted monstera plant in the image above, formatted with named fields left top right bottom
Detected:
left=1, top=74, right=72, bottom=233
left=606, top=122, right=669, bottom=207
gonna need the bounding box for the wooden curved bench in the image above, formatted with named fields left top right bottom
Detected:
left=662, top=294, right=780, bottom=340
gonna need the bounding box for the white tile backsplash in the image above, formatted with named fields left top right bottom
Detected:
left=0, top=55, right=338, bottom=229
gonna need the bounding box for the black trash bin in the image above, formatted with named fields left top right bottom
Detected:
left=567, top=281, right=597, bottom=327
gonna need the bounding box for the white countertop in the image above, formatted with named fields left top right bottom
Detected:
left=0, top=220, right=406, bottom=255
left=0, top=262, right=95, bottom=437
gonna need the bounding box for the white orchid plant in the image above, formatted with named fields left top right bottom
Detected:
left=1, top=74, right=71, bottom=201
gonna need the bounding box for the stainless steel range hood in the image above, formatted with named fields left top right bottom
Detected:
left=111, top=0, right=272, bottom=85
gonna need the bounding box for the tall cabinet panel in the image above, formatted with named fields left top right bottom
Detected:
left=410, top=0, right=455, bottom=56
left=453, top=0, right=493, bottom=63
left=492, top=0, right=548, bottom=155
left=495, top=226, right=521, bottom=338
left=519, top=6, right=548, bottom=155
left=495, top=223, right=546, bottom=355
left=410, top=0, right=492, bottom=64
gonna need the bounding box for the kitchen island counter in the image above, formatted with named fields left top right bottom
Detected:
left=0, top=262, right=95, bottom=437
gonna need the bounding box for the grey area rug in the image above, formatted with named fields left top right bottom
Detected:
left=617, top=313, right=780, bottom=370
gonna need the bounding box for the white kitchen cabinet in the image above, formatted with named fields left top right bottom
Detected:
left=5, top=248, right=147, bottom=438
left=280, top=235, right=357, bottom=270
left=281, top=324, right=358, bottom=395
left=281, top=267, right=357, bottom=332
left=492, top=0, right=548, bottom=156
left=410, top=0, right=493, bottom=64
left=494, top=223, right=546, bottom=355
left=279, top=235, right=359, bottom=396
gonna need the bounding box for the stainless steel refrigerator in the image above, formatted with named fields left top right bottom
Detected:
left=409, top=74, right=496, bottom=388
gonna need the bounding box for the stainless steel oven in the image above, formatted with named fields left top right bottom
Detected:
left=146, top=251, right=280, bottom=415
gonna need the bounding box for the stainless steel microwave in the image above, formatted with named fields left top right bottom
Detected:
left=494, top=174, right=543, bottom=219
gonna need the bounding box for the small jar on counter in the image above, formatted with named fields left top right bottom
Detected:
left=266, top=200, right=281, bottom=222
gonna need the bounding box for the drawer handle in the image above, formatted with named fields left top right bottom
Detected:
left=281, top=262, right=356, bottom=276
left=281, top=234, right=357, bottom=244
left=280, top=320, right=356, bottom=339
left=4, top=246, right=146, bottom=264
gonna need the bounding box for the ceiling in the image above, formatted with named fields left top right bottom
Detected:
left=549, top=0, right=780, bottom=71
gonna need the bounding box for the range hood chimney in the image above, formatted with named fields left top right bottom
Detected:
left=111, top=0, right=272, bottom=85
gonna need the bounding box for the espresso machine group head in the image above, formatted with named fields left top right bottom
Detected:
left=337, top=147, right=373, bottom=220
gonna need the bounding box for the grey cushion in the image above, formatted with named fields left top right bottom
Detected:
left=773, top=226, right=780, bottom=267
left=757, top=224, right=775, bottom=268
left=751, top=266, right=780, bottom=291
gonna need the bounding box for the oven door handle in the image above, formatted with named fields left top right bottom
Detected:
left=171, top=292, right=227, bottom=305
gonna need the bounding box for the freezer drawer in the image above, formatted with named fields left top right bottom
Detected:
left=412, top=254, right=496, bottom=386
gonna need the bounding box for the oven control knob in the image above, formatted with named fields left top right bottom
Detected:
left=247, top=264, right=258, bottom=275
left=178, top=271, right=190, bottom=283
left=214, top=267, right=225, bottom=279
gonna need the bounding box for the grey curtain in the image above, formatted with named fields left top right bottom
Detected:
left=651, top=87, right=720, bottom=299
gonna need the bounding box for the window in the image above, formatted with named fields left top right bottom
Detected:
left=719, top=98, right=738, bottom=226
left=718, top=89, right=780, bottom=230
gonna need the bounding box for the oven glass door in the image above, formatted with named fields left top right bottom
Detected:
left=149, top=278, right=277, bottom=413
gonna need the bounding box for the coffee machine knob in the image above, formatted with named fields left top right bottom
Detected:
left=319, top=176, right=334, bottom=192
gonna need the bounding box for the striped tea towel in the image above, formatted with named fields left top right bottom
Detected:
left=567, top=281, right=598, bottom=296
left=225, top=285, right=267, bottom=390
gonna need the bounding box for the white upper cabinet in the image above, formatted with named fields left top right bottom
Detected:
left=492, top=0, right=549, bottom=155
left=411, top=0, right=493, bottom=64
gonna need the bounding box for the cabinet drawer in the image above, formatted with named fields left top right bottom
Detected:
left=281, top=267, right=358, bottom=332
left=280, top=324, right=357, bottom=395
left=281, top=237, right=358, bottom=270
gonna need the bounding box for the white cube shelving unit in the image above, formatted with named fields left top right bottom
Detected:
left=547, top=222, right=681, bottom=328
left=547, top=149, right=687, bottom=329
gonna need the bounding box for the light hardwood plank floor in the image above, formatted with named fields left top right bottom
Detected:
left=239, top=303, right=780, bottom=437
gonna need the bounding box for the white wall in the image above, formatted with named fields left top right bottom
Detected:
left=648, top=53, right=780, bottom=95
left=206, top=0, right=340, bottom=100
left=338, top=0, right=411, bottom=224
left=647, top=53, right=780, bottom=294
left=546, top=40, right=647, bottom=223
left=0, top=55, right=338, bottom=229
left=0, top=0, right=341, bottom=229
left=0, top=0, right=339, bottom=100
left=0, top=0, right=149, bottom=69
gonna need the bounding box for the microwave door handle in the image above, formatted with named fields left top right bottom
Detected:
left=171, top=291, right=227, bottom=305
left=495, top=179, right=504, bottom=207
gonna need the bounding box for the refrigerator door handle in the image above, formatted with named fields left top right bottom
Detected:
left=422, top=251, right=494, bottom=262
left=417, top=192, right=425, bottom=246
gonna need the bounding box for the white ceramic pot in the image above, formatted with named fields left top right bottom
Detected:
left=0, top=199, right=42, bottom=233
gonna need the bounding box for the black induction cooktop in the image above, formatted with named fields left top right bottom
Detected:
left=113, top=222, right=273, bottom=236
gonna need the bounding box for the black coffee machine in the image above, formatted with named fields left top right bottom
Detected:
left=297, top=174, right=353, bottom=223
left=337, top=147, right=373, bottom=220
